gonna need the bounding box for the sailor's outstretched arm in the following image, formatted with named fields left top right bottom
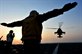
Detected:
left=39, top=2, right=77, bottom=22
left=1, top=20, right=22, bottom=27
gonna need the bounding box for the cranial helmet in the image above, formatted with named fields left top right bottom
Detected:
left=30, top=10, right=39, bottom=16
left=9, top=30, right=13, bottom=33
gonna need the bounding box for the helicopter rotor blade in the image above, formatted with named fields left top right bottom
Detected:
left=46, top=27, right=58, bottom=29
left=59, top=22, right=63, bottom=28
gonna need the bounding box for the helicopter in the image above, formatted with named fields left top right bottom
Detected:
left=47, top=22, right=66, bottom=38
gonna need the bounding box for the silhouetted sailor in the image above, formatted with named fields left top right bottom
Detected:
left=1, top=2, right=77, bottom=54
left=7, top=30, right=15, bottom=45
left=6, top=30, right=15, bottom=54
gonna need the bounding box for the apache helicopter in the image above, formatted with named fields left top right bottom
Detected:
left=47, top=22, right=65, bottom=38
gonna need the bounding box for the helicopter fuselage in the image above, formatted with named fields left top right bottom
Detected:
left=55, top=28, right=65, bottom=38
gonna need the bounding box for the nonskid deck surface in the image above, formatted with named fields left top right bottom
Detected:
left=0, top=41, right=82, bottom=54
